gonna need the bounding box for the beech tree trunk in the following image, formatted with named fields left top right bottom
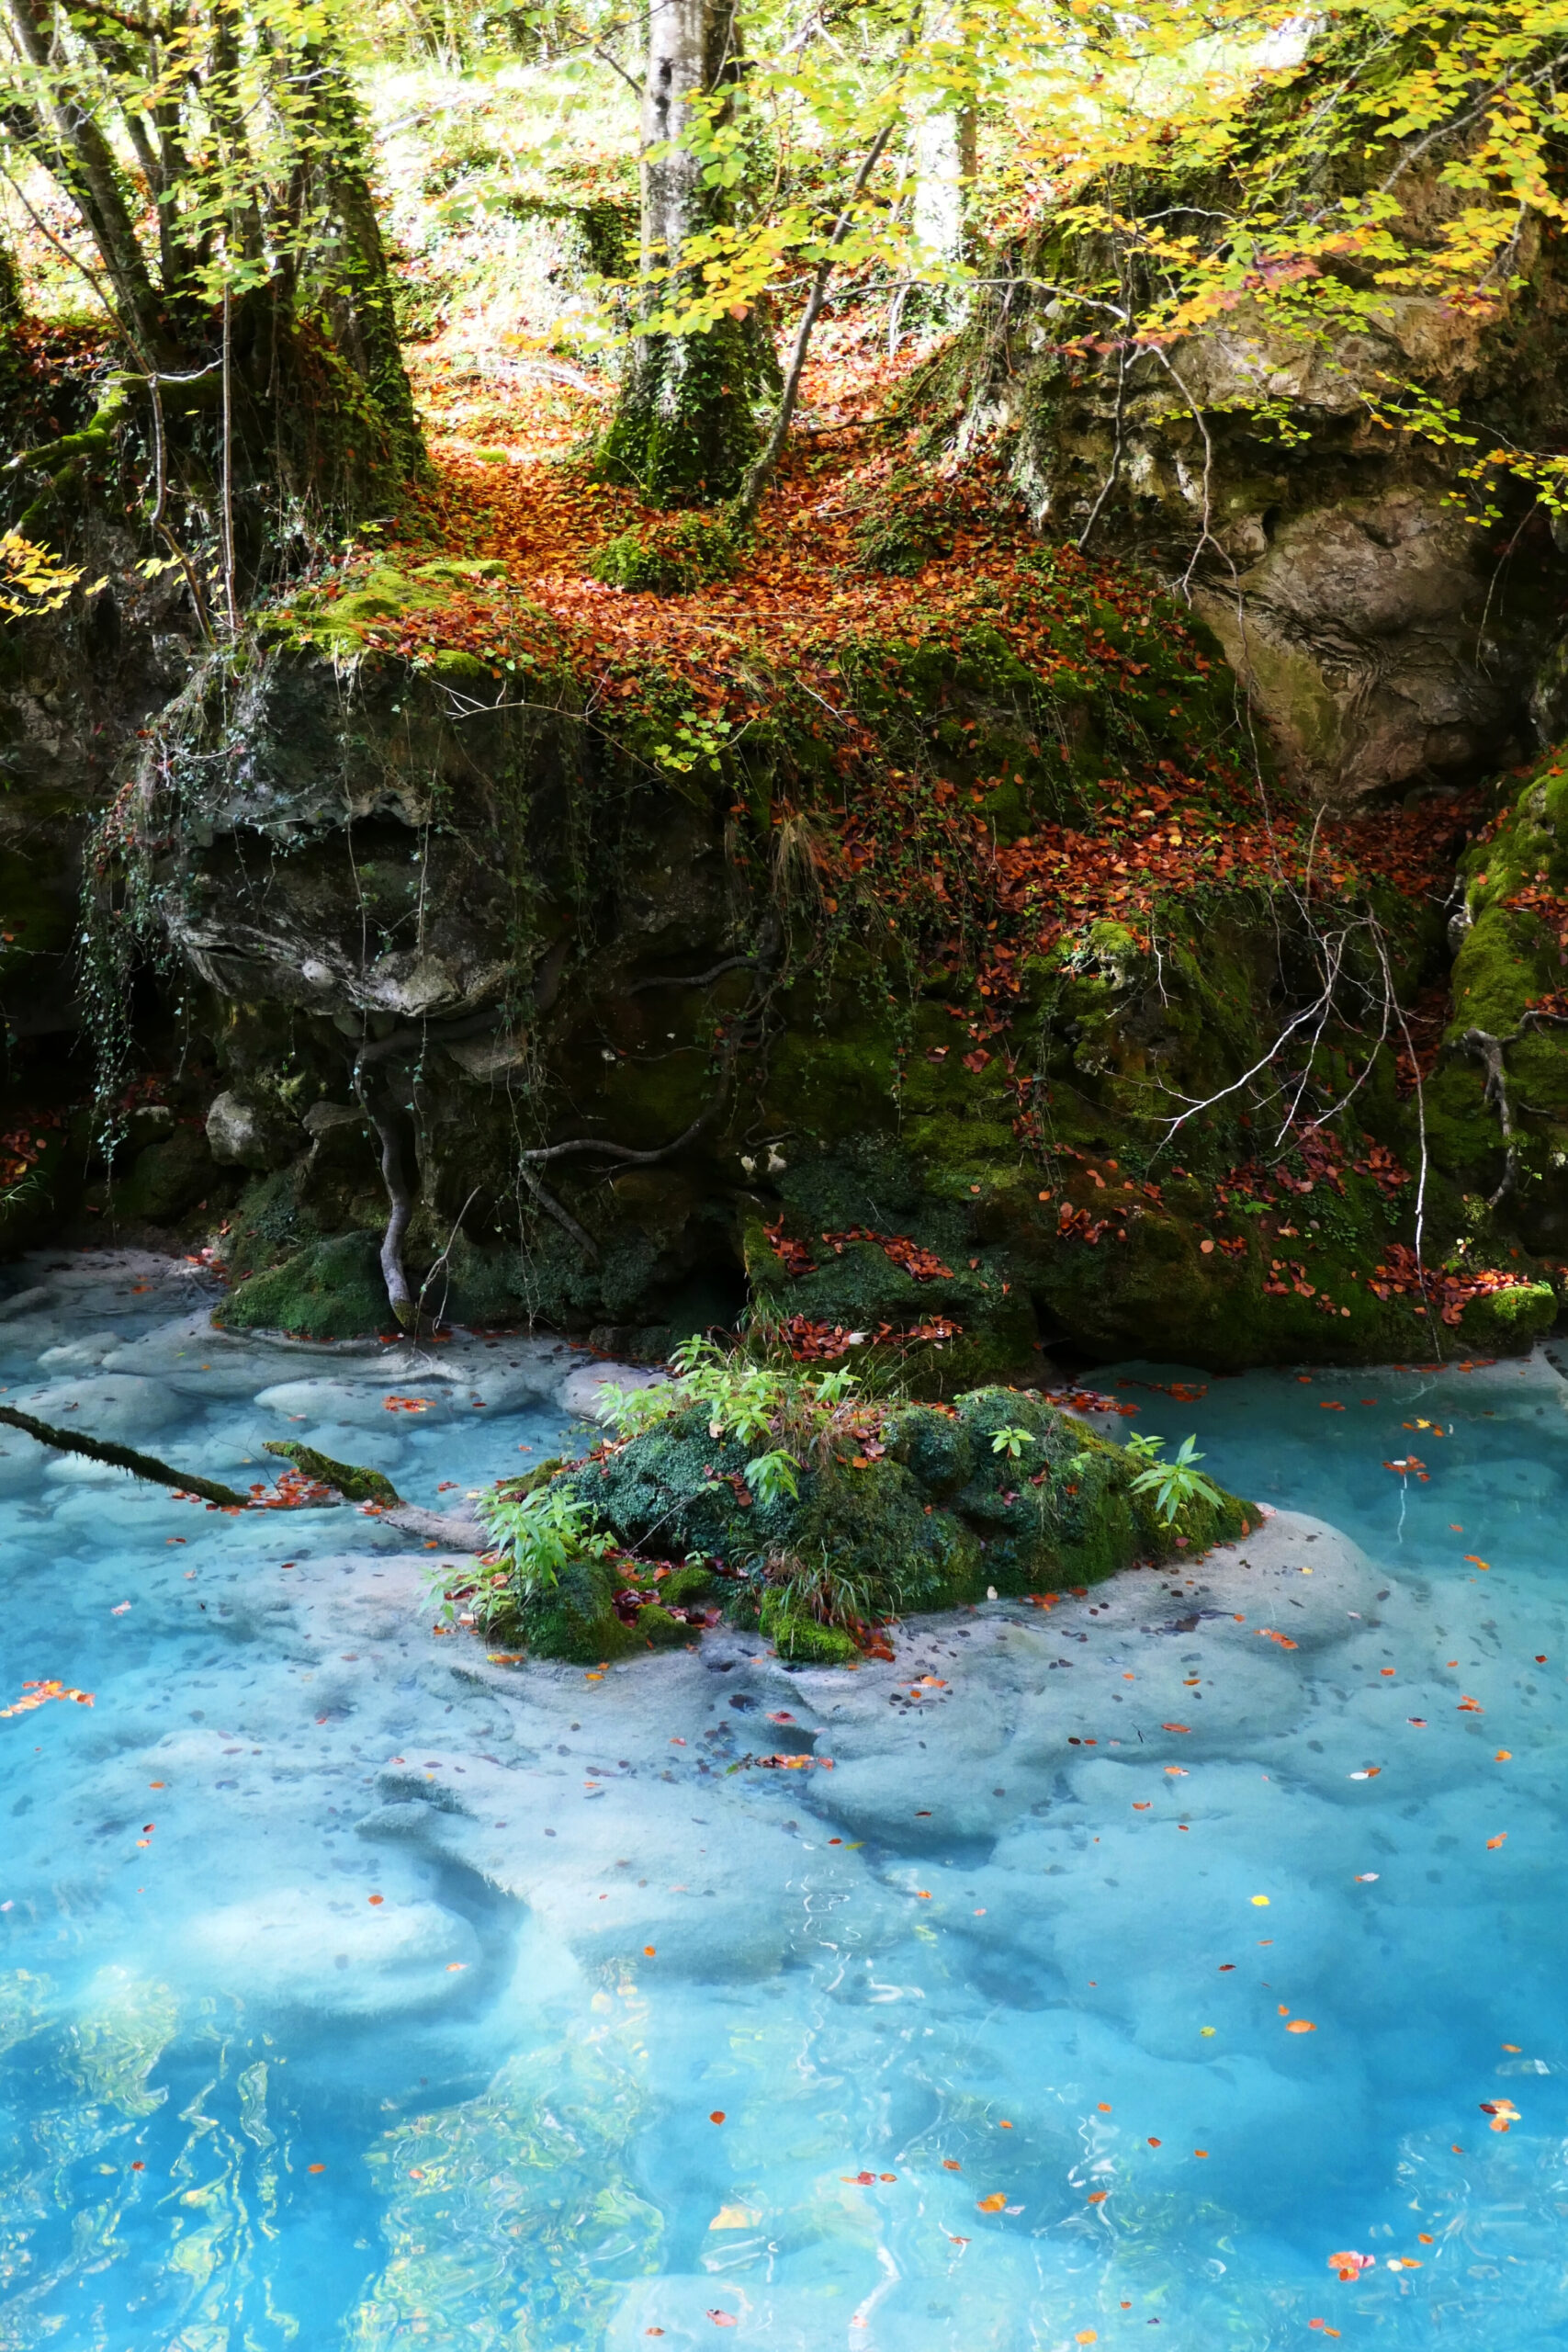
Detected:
left=912, top=96, right=976, bottom=271
left=598, top=0, right=767, bottom=504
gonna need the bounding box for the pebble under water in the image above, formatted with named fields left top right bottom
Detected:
left=2, top=1251, right=1567, bottom=2350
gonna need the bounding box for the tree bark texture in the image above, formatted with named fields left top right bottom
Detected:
left=599, top=0, right=769, bottom=503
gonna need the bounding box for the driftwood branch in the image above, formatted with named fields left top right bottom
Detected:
left=0, top=1404, right=248, bottom=1506
left=383, top=1502, right=486, bottom=1547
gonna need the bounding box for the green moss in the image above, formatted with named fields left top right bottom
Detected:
left=262, top=1439, right=400, bottom=1506
left=588, top=511, right=745, bottom=594
left=634, top=1602, right=692, bottom=1650
left=662, top=1563, right=716, bottom=1604
left=758, top=1604, right=859, bottom=1666
left=218, top=1230, right=389, bottom=1340
left=502, top=1555, right=640, bottom=1666
left=543, top=1385, right=1254, bottom=1662
left=1455, top=1278, right=1556, bottom=1347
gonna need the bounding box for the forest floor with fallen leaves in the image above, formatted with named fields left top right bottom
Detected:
left=374, top=313, right=1478, bottom=973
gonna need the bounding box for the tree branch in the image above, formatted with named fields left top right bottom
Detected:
left=733, top=118, right=896, bottom=525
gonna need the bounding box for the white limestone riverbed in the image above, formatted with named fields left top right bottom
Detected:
left=1, top=1250, right=1565, bottom=2350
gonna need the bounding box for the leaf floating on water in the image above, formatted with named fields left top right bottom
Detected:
left=1, top=1678, right=94, bottom=1719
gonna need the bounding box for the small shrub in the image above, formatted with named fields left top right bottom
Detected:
left=479, top=1481, right=619, bottom=1598
left=588, top=510, right=744, bottom=595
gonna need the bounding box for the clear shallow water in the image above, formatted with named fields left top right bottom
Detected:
left=2, top=1257, right=1567, bottom=2350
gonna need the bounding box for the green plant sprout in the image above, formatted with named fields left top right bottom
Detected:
left=479, top=1481, right=618, bottom=1599
left=1128, top=1434, right=1224, bottom=1525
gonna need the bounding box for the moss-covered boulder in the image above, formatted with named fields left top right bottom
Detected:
left=217, top=1230, right=389, bottom=1340
left=513, top=1384, right=1254, bottom=1667
left=508, top=1555, right=643, bottom=1666
left=1427, top=747, right=1568, bottom=1258
left=112, top=1123, right=221, bottom=1224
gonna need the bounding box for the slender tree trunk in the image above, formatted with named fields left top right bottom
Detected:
left=912, top=96, right=976, bottom=270
left=598, top=0, right=767, bottom=504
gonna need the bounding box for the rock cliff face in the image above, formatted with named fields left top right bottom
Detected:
left=938, top=210, right=1568, bottom=808
left=7, top=156, right=1568, bottom=1365
left=68, top=553, right=1558, bottom=1370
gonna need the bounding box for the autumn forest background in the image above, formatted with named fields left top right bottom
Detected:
left=1, top=0, right=1567, bottom=1389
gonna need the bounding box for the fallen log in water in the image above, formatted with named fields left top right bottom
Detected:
left=263, top=1439, right=483, bottom=1547
left=263, top=1439, right=401, bottom=1507
left=0, top=1404, right=250, bottom=1508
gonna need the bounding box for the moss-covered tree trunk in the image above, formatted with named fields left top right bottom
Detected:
left=598, top=0, right=766, bottom=503
left=1, top=0, right=423, bottom=573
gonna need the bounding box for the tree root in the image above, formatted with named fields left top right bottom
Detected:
left=0, top=1403, right=248, bottom=1506
left=519, top=1162, right=602, bottom=1262
left=1450, top=1027, right=1519, bottom=1206
left=355, top=1084, right=416, bottom=1326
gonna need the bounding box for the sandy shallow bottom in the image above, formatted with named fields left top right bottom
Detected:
left=1, top=1252, right=1565, bottom=2349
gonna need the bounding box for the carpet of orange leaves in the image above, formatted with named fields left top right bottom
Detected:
left=384, top=320, right=1474, bottom=974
